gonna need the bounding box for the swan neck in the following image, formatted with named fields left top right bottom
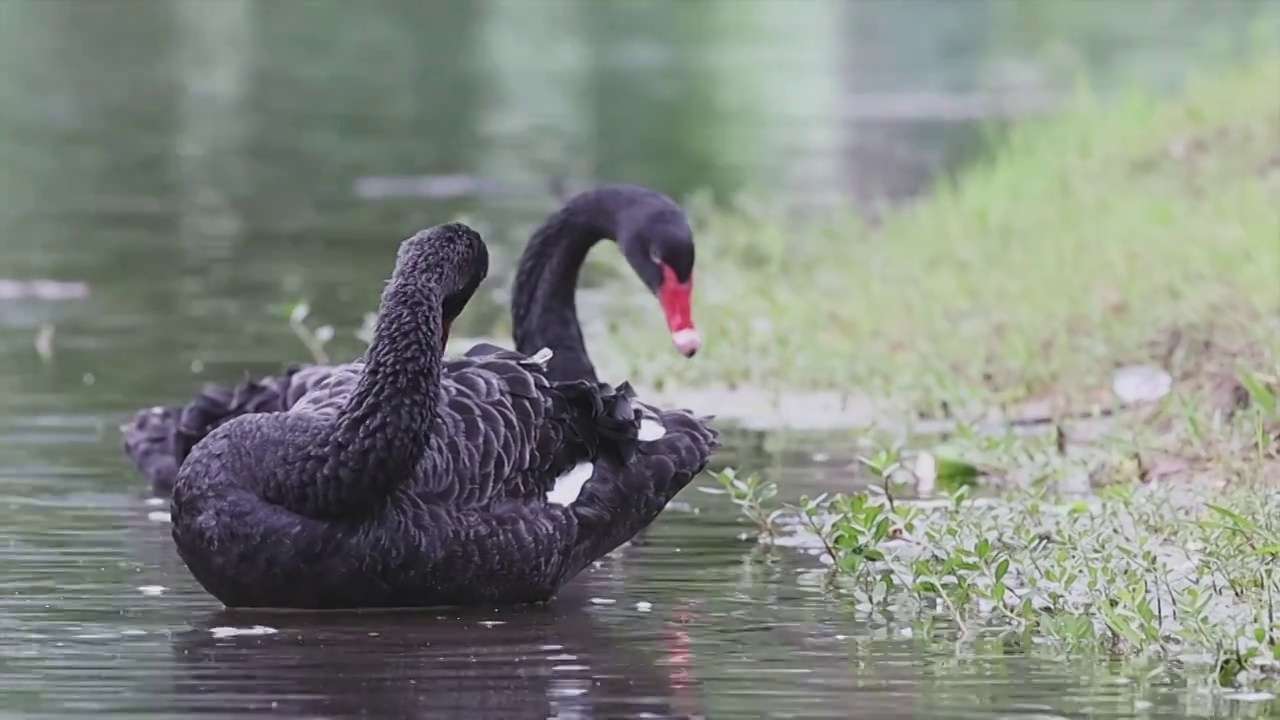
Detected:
left=511, top=196, right=623, bottom=381
left=335, top=271, right=442, bottom=484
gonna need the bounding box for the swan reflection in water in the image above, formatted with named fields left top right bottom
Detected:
left=167, top=586, right=705, bottom=720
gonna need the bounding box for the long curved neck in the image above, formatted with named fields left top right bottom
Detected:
left=511, top=188, right=628, bottom=383
left=322, top=268, right=443, bottom=506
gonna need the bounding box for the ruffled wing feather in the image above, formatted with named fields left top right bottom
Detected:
left=122, top=363, right=341, bottom=495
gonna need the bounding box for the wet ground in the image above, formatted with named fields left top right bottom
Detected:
left=1, top=1, right=1277, bottom=717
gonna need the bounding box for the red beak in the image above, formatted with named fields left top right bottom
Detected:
left=657, top=265, right=701, bottom=357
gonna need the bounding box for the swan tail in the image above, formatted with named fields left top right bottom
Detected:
left=565, top=408, right=718, bottom=571
left=174, top=369, right=305, bottom=457
left=121, top=366, right=315, bottom=496
left=642, top=407, right=720, bottom=505
left=120, top=405, right=182, bottom=496
left=558, top=379, right=642, bottom=467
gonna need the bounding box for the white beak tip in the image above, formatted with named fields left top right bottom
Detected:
left=671, top=328, right=701, bottom=357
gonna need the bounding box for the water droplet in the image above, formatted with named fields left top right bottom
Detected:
left=136, top=585, right=165, bottom=596
left=635, top=601, right=653, bottom=612
left=589, top=597, right=616, bottom=605
left=146, top=511, right=171, bottom=524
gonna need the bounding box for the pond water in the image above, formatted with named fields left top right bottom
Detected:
left=0, top=1, right=1276, bottom=717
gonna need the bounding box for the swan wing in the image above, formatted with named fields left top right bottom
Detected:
left=285, top=363, right=364, bottom=420
left=422, top=347, right=640, bottom=507
left=401, top=399, right=720, bottom=596
left=562, top=402, right=718, bottom=566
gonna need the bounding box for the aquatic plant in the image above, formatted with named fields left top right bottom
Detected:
left=719, top=366, right=1280, bottom=689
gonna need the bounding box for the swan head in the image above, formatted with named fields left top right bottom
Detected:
left=619, top=210, right=701, bottom=358
left=397, top=222, right=489, bottom=348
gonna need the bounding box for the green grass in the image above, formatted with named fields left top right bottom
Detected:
left=602, top=52, right=1280, bottom=414
left=708, top=370, right=1280, bottom=685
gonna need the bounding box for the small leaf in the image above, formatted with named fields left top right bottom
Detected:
left=314, top=325, right=335, bottom=343
left=289, top=302, right=310, bottom=324
left=1102, top=610, right=1144, bottom=649
left=975, top=538, right=991, bottom=561
left=914, top=580, right=942, bottom=595
left=1240, top=371, right=1277, bottom=416
left=935, top=457, right=981, bottom=491
left=1207, top=503, right=1259, bottom=533
left=995, top=557, right=1010, bottom=583
left=1135, top=600, right=1156, bottom=625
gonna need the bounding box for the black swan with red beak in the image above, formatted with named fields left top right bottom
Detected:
left=122, top=184, right=701, bottom=496
left=508, top=183, right=700, bottom=380
left=169, top=222, right=718, bottom=609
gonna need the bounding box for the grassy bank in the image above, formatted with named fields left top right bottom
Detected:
left=664, top=50, right=1280, bottom=690
left=602, top=53, right=1279, bottom=415
left=711, top=351, right=1279, bottom=680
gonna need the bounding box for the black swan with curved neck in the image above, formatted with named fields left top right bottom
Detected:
left=170, top=222, right=717, bottom=609
left=509, top=183, right=700, bottom=381
left=123, top=184, right=700, bottom=496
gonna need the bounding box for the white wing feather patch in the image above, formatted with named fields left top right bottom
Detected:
left=520, top=347, right=554, bottom=369
left=547, top=461, right=594, bottom=506
left=638, top=418, right=666, bottom=441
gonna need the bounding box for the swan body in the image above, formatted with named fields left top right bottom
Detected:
left=123, top=184, right=701, bottom=497
left=170, top=223, right=718, bottom=609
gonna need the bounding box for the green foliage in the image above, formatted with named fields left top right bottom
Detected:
left=716, top=363, right=1280, bottom=690
left=704, top=468, right=783, bottom=539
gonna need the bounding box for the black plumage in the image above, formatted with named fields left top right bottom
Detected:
left=511, top=183, right=698, bottom=381
left=169, top=222, right=719, bottom=609
left=123, top=184, right=701, bottom=496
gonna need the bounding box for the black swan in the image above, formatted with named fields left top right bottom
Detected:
left=169, top=222, right=718, bottom=609
left=123, top=184, right=700, bottom=496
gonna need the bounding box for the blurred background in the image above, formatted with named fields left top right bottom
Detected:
left=1, top=0, right=1273, bottom=413
left=0, top=1, right=1275, bottom=717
